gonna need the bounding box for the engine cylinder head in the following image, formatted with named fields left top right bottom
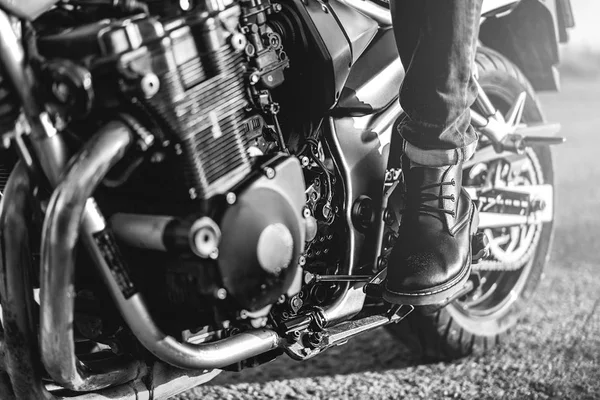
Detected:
left=138, top=8, right=253, bottom=199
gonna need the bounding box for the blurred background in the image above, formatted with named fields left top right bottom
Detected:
left=560, top=0, right=600, bottom=77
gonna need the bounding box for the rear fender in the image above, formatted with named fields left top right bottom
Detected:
left=479, top=0, right=563, bottom=92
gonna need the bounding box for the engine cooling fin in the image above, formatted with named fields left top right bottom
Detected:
left=144, top=44, right=252, bottom=199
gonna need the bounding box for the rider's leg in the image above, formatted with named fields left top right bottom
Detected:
left=384, top=0, right=483, bottom=305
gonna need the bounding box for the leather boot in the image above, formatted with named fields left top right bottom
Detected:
left=382, top=159, right=478, bottom=306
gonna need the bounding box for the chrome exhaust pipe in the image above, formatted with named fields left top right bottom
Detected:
left=0, top=163, right=54, bottom=399
left=0, top=9, right=69, bottom=186
left=40, top=121, right=144, bottom=392
left=0, top=9, right=133, bottom=392
left=42, top=120, right=284, bottom=372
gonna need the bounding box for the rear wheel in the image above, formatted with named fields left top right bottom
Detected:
left=386, top=46, right=555, bottom=360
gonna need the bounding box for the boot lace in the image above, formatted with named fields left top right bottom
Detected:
left=417, top=179, right=456, bottom=217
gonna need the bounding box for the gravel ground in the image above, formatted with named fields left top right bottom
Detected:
left=177, top=77, right=600, bottom=399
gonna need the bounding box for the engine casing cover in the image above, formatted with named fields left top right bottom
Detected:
left=218, top=156, right=306, bottom=311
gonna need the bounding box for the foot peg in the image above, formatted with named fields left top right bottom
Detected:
left=471, top=82, right=564, bottom=155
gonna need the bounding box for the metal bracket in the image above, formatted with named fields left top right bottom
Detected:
left=470, top=79, right=565, bottom=154
left=282, top=303, right=413, bottom=361
left=304, top=272, right=373, bottom=284
left=321, top=304, right=413, bottom=348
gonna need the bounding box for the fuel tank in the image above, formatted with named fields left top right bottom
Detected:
left=0, top=0, right=57, bottom=20
left=273, top=0, right=383, bottom=118
left=334, top=28, right=404, bottom=116
left=301, top=0, right=380, bottom=98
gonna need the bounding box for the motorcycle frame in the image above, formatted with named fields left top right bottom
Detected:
left=0, top=0, right=567, bottom=397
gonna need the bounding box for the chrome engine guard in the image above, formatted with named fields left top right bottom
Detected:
left=0, top=164, right=223, bottom=400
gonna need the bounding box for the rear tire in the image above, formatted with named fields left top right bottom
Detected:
left=385, top=46, right=555, bottom=361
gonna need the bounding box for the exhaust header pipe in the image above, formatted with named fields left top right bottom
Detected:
left=0, top=163, right=55, bottom=399
left=41, top=118, right=284, bottom=374
left=40, top=121, right=144, bottom=391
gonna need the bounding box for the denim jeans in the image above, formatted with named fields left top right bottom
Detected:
left=390, top=0, right=483, bottom=167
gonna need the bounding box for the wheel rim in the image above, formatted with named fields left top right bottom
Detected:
left=454, top=92, right=548, bottom=320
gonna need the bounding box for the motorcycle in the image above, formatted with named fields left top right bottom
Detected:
left=0, top=0, right=573, bottom=398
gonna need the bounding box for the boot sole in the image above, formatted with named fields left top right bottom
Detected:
left=382, top=201, right=479, bottom=306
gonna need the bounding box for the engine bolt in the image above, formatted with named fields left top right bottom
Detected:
left=265, top=167, right=276, bottom=179
left=230, top=33, right=247, bottom=52
left=277, top=294, right=286, bottom=304
left=240, top=310, right=249, bottom=319
left=214, top=288, right=227, bottom=300
left=288, top=330, right=301, bottom=342
left=384, top=170, right=392, bottom=182
left=140, top=73, right=160, bottom=99
left=245, top=43, right=256, bottom=57
left=308, top=331, right=324, bottom=347
left=270, top=36, right=281, bottom=50
left=190, top=217, right=221, bottom=258
left=303, top=207, right=311, bottom=218
left=179, top=0, right=191, bottom=11
left=530, top=198, right=546, bottom=212
left=226, top=192, right=237, bottom=205
left=383, top=232, right=398, bottom=248
left=300, top=156, right=310, bottom=167
left=298, top=255, right=306, bottom=266
left=136, top=132, right=155, bottom=152
left=290, top=295, right=303, bottom=312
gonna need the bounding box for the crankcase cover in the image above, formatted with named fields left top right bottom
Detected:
left=218, top=156, right=306, bottom=311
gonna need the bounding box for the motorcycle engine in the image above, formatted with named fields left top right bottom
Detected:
left=35, top=0, right=305, bottom=330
